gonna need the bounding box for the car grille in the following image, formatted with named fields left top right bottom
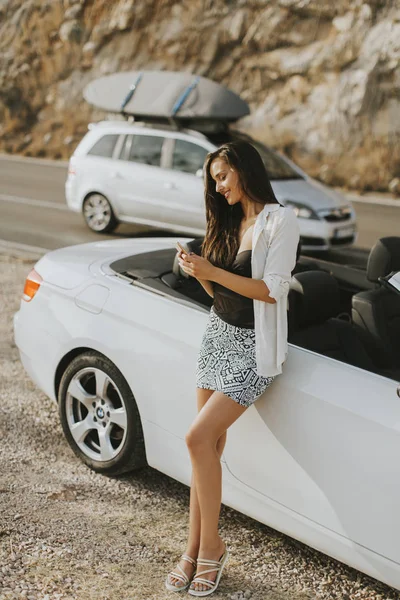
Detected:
left=319, top=207, right=352, bottom=222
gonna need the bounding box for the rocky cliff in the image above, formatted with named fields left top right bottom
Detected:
left=0, top=0, right=399, bottom=193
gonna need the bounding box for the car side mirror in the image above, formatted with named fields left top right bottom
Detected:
left=195, top=168, right=203, bottom=178
left=379, top=271, right=400, bottom=296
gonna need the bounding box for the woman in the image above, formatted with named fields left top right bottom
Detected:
left=165, top=141, right=300, bottom=596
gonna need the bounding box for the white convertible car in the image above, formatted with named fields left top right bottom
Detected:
left=14, top=235, right=400, bottom=591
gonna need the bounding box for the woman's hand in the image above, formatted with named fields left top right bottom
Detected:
left=178, top=251, right=216, bottom=280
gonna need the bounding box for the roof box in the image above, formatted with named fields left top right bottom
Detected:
left=83, top=70, right=250, bottom=129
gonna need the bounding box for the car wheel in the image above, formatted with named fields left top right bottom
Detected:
left=58, top=351, right=147, bottom=475
left=82, top=193, right=118, bottom=233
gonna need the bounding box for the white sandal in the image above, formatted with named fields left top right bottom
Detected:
left=165, top=554, right=197, bottom=592
left=188, top=549, right=229, bottom=596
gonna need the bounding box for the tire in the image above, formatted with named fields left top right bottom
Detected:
left=82, top=193, right=118, bottom=233
left=58, top=351, right=147, bottom=476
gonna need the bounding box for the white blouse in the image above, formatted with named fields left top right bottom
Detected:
left=251, top=203, right=300, bottom=376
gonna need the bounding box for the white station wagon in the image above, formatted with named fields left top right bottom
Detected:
left=65, top=120, right=357, bottom=251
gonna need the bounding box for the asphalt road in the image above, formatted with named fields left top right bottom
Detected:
left=0, top=154, right=399, bottom=267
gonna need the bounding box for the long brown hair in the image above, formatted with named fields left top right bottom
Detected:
left=202, top=140, right=280, bottom=268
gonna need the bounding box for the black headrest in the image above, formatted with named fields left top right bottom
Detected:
left=367, top=237, right=400, bottom=283
left=289, top=270, right=341, bottom=329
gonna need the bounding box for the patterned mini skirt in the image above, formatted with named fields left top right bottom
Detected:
left=196, top=307, right=276, bottom=408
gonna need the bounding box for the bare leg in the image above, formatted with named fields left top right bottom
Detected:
left=186, top=434, right=227, bottom=555
left=167, top=389, right=227, bottom=588
left=186, top=391, right=247, bottom=593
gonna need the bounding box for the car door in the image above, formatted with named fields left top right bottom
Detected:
left=101, top=256, right=400, bottom=565
left=159, top=137, right=211, bottom=231
left=74, top=133, right=123, bottom=205
left=94, top=270, right=210, bottom=479
left=222, top=345, right=400, bottom=564
left=111, top=132, right=169, bottom=222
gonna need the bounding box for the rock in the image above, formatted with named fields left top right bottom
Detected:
left=359, top=3, right=372, bottom=21
left=81, top=41, right=97, bottom=69
left=50, top=121, right=63, bottom=131
left=277, top=0, right=344, bottom=18
left=64, top=5, right=82, bottom=20
left=221, top=8, right=248, bottom=43
left=108, top=0, right=136, bottom=32
left=348, top=173, right=362, bottom=190
left=59, top=20, right=83, bottom=44
left=45, top=89, right=56, bottom=105
left=47, top=487, right=77, bottom=500
left=18, top=63, right=30, bottom=74
left=332, top=11, right=354, bottom=32
left=336, top=69, right=368, bottom=117
left=254, top=40, right=326, bottom=77
left=158, top=16, right=183, bottom=43
left=90, top=22, right=109, bottom=46
left=389, top=178, right=400, bottom=196
left=243, top=7, right=289, bottom=51
left=317, top=164, right=332, bottom=183
left=280, top=75, right=310, bottom=114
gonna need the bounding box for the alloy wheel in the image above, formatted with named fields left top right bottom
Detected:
left=65, top=367, right=128, bottom=462
left=83, top=194, right=112, bottom=232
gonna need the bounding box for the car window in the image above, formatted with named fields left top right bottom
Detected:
left=127, top=134, right=164, bottom=167
left=172, top=139, right=208, bottom=175
left=249, top=140, right=301, bottom=180
left=87, top=134, right=119, bottom=158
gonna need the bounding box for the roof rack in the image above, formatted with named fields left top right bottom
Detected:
left=87, top=118, right=225, bottom=140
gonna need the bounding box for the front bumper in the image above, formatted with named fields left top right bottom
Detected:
left=299, top=218, right=357, bottom=251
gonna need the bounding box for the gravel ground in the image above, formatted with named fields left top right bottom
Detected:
left=1, top=251, right=400, bottom=600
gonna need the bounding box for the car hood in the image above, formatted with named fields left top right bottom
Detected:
left=271, top=178, right=349, bottom=211
left=34, top=238, right=182, bottom=290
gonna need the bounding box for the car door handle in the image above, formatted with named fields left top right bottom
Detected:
left=111, top=171, right=124, bottom=179
left=164, top=181, right=176, bottom=189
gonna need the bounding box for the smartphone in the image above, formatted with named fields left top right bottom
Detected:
left=176, top=242, right=188, bottom=255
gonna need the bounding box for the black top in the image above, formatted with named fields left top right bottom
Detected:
left=213, top=250, right=254, bottom=329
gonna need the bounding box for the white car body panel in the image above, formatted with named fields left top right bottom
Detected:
left=154, top=170, right=210, bottom=232
left=13, top=238, right=400, bottom=591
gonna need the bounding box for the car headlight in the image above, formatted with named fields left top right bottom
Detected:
left=284, top=201, right=319, bottom=220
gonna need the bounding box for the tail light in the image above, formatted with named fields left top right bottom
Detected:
left=22, top=269, right=43, bottom=302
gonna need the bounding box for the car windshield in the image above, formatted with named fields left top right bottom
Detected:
left=206, top=131, right=303, bottom=181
